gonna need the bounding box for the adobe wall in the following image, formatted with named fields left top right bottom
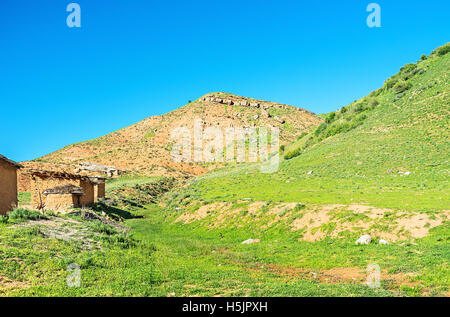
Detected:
left=98, top=182, right=106, bottom=199
left=44, top=194, right=80, bottom=212
left=0, top=161, right=18, bottom=215
left=17, top=170, right=31, bottom=192
left=30, top=176, right=79, bottom=209
left=79, top=180, right=95, bottom=206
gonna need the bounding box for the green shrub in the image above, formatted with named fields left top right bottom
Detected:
left=0, top=215, right=8, bottom=224
left=353, top=103, right=367, bottom=113
left=7, top=208, right=43, bottom=222
left=279, top=145, right=285, bottom=152
left=314, top=123, right=327, bottom=137
left=402, top=66, right=425, bottom=80
left=393, top=92, right=405, bottom=101
left=400, top=63, right=417, bottom=73
left=324, top=122, right=351, bottom=138
left=392, top=80, right=412, bottom=94
left=369, top=88, right=382, bottom=97
left=385, top=77, right=398, bottom=89
left=284, top=147, right=302, bottom=160
left=293, top=203, right=306, bottom=212
left=433, top=43, right=450, bottom=56
left=325, top=112, right=336, bottom=124
left=297, top=132, right=308, bottom=140
left=420, top=54, right=427, bottom=61
left=303, top=136, right=316, bottom=148
left=349, top=113, right=367, bottom=128
left=143, top=131, right=155, bottom=140
left=368, top=98, right=379, bottom=108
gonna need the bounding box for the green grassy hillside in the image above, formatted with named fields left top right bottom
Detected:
left=169, top=44, right=449, bottom=211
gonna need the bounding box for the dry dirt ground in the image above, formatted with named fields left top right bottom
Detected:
left=250, top=264, right=420, bottom=288
left=175, top=201, right=449, bottom=242
left=0, top=274, right=29, bottom=292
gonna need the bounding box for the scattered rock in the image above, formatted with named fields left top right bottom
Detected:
left=239, top=101, right=250, bottom=106
left=252, top=114, right=259, bottom=120
left=307, top=170, right=313, bottom=175
left=76, top=162, right=126, bottom=177
left=241, top=239, right=260, bottom=245
left=379, top=239, right=389, bottom=245
left=355, top=234, right=372, bottom=245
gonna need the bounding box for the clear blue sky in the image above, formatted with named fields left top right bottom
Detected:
left=0, top=0, right=448, bottom=162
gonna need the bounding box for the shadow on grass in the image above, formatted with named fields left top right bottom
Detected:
left=91, top=201, right=143, bottom=220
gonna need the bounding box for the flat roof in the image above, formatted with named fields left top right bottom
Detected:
left=43, top=184, right=84, bottom=195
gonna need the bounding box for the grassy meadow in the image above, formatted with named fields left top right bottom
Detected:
left=0, top=202, right=448, bottom=297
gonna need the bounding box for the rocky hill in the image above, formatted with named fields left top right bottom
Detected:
left=28, top=93, right=321, bottom=177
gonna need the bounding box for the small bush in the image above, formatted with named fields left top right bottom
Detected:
left=433, top=43, right=450, bottom=56
left=325, top=112, right=336, bottom=124
left=0, top=215, right=8, bottom=224
left=400, top=63, right=417, bottom=73
left=385, top=77, right=398, bottom=89
left=293, top=203, right=306, bottom=212
left=420, top=54, right=427, bottom=61
left=368, top=98, right=379, bottom=108
left=303, top=136, right=316, bottom=148
left=284, top=147, right=302, bottom=160
left=297, top=132, right=308, bottom=140
left=353, top=103, right=367, bottom=113
left=349, top=113, right=367, bottom=128
left=392, top=80, right=412, bottom=94
left=393, top=92, right=405, bottom=101
left=314, top=123, right=328, bottom=137
left=7, top=208, right=43, bottom=222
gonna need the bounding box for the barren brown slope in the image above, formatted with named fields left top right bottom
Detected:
left=28, top=93, right=321, bottom=176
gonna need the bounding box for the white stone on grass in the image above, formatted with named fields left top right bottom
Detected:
left=241, top=239, right=260, bottom=245
left=355, top=234, right=372, bottom=245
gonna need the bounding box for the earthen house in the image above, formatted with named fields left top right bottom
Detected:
left=29, top=169, right=103, bottom=211
left=42, top=184, right=84, bottom=210
left=0, top=154, right=22, bottom=215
